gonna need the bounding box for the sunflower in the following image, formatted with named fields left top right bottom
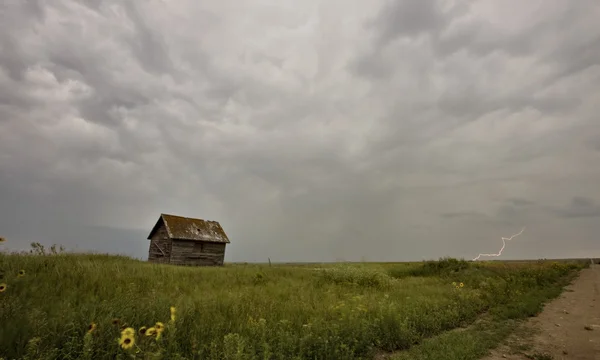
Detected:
left=119, top=335, right=135, bottom=350
left=121, top=327, right=135, bottom=337
left=87, top=322, right=97, bottom=334
left=155, top=322, right=164, bottom=332
left=170, top=306, right=177, bottom=322
left=138, top=326, right=147, bottom=336
left=17, top=270, right=25, bottom=277
left=145, top=327, right=156, bottom=336
left=459, top=282, right=464, bottom=288
left=0, top=283, right=6, bottom=292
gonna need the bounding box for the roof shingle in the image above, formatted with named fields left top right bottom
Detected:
left=147, top=214, right=230, bottom=243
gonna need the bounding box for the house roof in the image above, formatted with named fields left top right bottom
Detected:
left=147, top=213, right=230, bottom=243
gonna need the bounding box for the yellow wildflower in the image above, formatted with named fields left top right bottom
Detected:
left=155, top=322, right=164, bottom=332
left=121, top=327, right=135, bottom=337
left=459, top=282, right=464, bottom=288
left=0, top=283, right=6, bottom=292
left=155, top=321, right=165, bottom=340
left=87, top=322, right=97, bottom=334
left=119, top=335, right=135, bottom=350
left=138, top=326, right=147, bottom=336
left=170, top=306, right=176, bottom=322
left=145, top=327, right=156, bottom=336
left=17, top=270, right=25, bottom=277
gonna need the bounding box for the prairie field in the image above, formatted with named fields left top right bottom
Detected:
left=0, top=250, right=588, bottom=360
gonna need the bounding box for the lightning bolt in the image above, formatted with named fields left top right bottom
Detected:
left=472, top=227, right=526, bottom=261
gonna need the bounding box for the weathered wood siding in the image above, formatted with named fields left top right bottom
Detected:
left=170, top=240, right=226, bottom=266
left=148, top=222, right=172, bottom=264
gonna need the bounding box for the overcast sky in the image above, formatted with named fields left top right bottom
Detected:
left=1, top=0, right=599, bottom=262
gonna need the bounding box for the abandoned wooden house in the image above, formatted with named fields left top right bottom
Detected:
left=147, top=213, right=230, bottom=266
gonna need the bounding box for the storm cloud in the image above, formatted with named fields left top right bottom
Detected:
left=1, top=0, right=599, bottom=262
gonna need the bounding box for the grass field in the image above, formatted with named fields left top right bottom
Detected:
left=0, top=247, right=588, bottom=360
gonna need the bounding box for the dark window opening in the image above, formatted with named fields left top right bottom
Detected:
left=194, top=242, right=204, bottom=253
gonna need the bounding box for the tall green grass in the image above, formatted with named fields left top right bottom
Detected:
left=0, top=250, right=585, bottom=360
left=391, top=261, right=583, bottom=360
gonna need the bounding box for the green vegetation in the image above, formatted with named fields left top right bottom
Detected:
left=0, top=246, right=586, bottom=360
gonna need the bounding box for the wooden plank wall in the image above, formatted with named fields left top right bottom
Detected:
left=170, top=240, right=226, bottom=266
left=148, top=224, right=172, bottom=263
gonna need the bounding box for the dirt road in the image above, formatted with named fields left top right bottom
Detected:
left=485, top=264, right=600, bottom=360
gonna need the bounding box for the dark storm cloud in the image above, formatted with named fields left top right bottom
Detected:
left=554, top=197, right=600, bottom=219
left=353, top=0, right=599, bottom=122
left=121, top=2, right=175, bottom=76
left=1, top=0, right=599, bottom=262
left=593, top=138, right=600, bottom=152
left=366, top=0, right=452, bottom=44
left=506, top=198, right=535, bottom=207
left=440, top=197, right=535, bottom=227
left=441, top=211, right=487, bottom=219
